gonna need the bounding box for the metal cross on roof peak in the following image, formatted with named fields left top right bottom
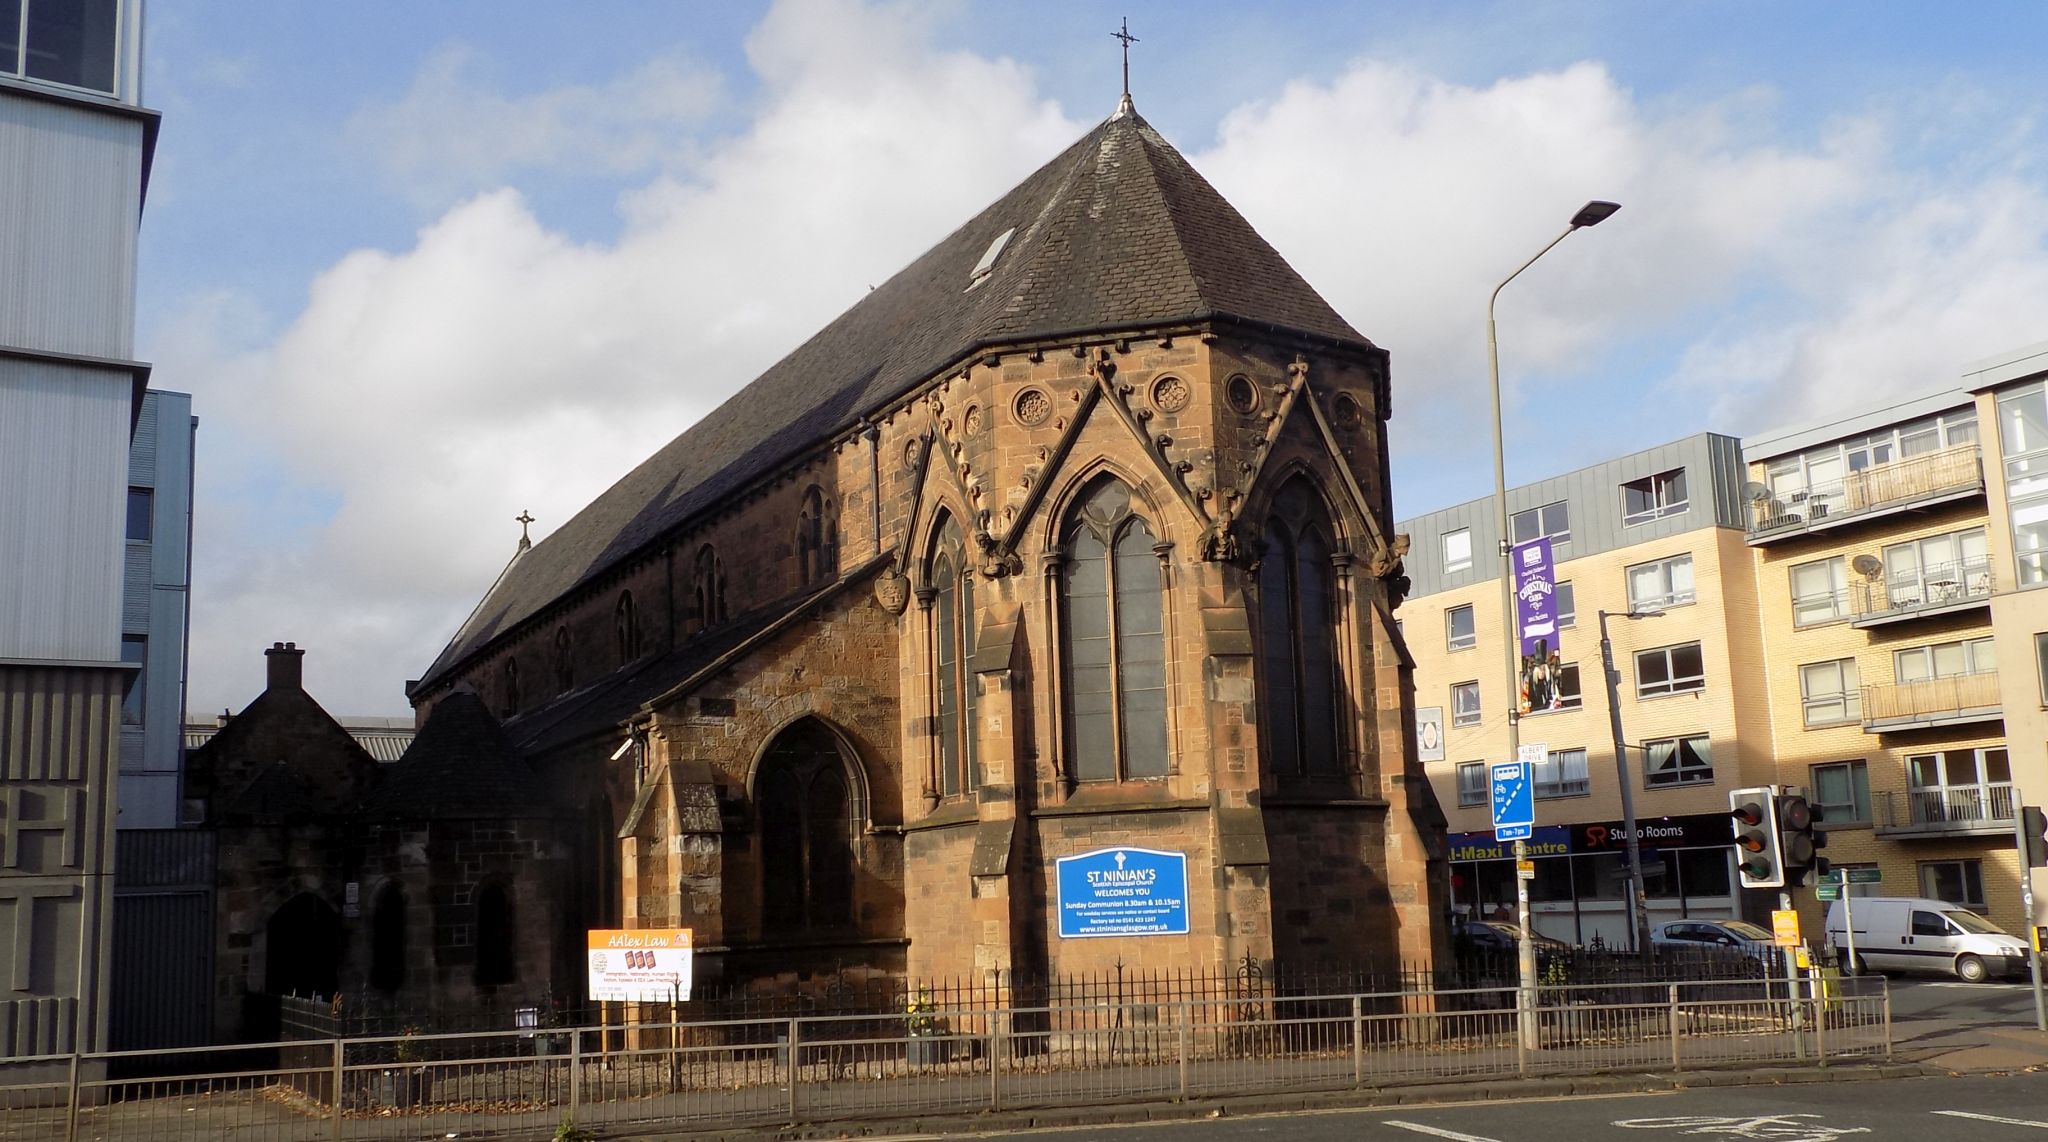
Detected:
left=1113, top=17, right=1139, bottom=101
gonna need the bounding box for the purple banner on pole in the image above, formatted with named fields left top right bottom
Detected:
left=1511, top=537, right=1564, bottom=716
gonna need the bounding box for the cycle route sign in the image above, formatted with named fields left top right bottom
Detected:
left=1491, top=750, right=1537, bottom=843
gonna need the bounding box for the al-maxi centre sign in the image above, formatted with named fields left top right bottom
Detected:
left=587, top=929, right=693, bottom=1002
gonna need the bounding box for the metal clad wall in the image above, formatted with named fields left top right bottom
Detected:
left=110, top=830, right=214, bottom=1050
left=0, top=362, right=131, bottom=660
left=0, top=91, right=143, bottom=359
left=0, top=665, right=123, bottom=1058
left=128, top=394, right=157, bottom=483
left=122, top=542, right=151, bottom=628
left=1397, top=433, right=1746, bottom=600
left=117, top=391, right=194, bottom=830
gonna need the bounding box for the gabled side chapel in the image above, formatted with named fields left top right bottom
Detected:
left=409, top=98, right=1446, bottom=997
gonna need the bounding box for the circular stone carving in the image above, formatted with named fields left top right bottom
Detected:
left=964, top=404, right=985, bottom=435
left=1225, top=374, right=1259, bottom=414
left=1151, top=375, right=1191, bottom=414
left=902, top=438, right=924, bottom=470
left=1333, top=392, right=1362, bottom=428
left=1014, top=387, right=1053, bottom=427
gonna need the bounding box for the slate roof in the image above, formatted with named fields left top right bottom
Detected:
left=359, top=690, right=555, bottom=820
left=417, top=101, right=1371, bottom=692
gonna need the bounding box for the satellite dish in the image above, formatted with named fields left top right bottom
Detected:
left=1743, top=482, right=1773, bottom=504
left=1852, top=554, right=1884, bottom=578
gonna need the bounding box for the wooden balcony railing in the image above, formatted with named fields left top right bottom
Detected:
left=1860, top=671, right=2001, bottom=730
left=1750, top=444, right=1983, bottom=537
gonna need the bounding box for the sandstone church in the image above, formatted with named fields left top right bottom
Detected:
left=395, top=95, right=1444, bottom=1005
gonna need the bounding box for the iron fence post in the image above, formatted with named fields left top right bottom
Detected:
left=1352, top=995, right=1364, bottom=1087
left=1667, top=985, right=1680, bottom=1072
left=787, top=1017, right=801, bottom=1124
left=568, top=1025, right=582, bottom=1126
left=331, top=1037, right=345, bottom=1139
left=1177, top=1001, right=1190, bottom=1099
left=64, top=1051, right=79, bottom=1142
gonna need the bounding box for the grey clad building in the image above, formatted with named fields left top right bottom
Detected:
left=1, top=0, right=156, bottom=1058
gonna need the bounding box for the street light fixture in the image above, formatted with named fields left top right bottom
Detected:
left=1487, top=199, right=1619, bottom=1051
left=1600, top=606, right=1664, bottom=957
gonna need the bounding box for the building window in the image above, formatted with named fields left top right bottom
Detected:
left=1625, top=554, right=1695, bottom=611
left=553, top=627, right=573, bottom=694
left=798, top=485, right=839, bottom=585
left=1456, top=762, right=1487, bottom=807
left=1446, top=604, right=1476, bottom=651
left=1643, top=733, right=1713, bottom=787
left=502, top=658, right=520, bottom=718
left=474, top=883, right=517, bottom=988
left=3, top=0, right=119, bottom=94
left=928, top=516, right=978, bottom=799
left=1534, top=748, right=1589, bottom=799
left=369, top=883, right=407, bottom=993
left=1523, top=662, right=1582, bottom=715
left=1556, top=581, right=1576, bottom=628
left=1621, top=468, right=1689, bottom=526
left=2038, top=633, right=2048, bottom=705
left=757, top=720, right=856, bottom=934
left=1511, top=501, right=1571, bottom=547
left=1059, top=477, right=1169, bottom=782
left=1257, top=480, right=1343, bottom=779
left=119, top=634, right=145, bottom=725
left=1443, top=528, right=1472, bottom=573
left=2002, top=384, right=2048, bottom=585
left=1789, top=557, right=1848, bottom=625
left=1452, top=681, right=1481, bottom=727
left=1799, top=659, right=1861, bottom=726
left=1919, top=860, right=1987, bottom=912
left=1812, top=760, right=1871, bottom=824
left=1881, top=528, right=1989, bottom=609
left=692, top=546, right=727, bottom=630
left=1893, top=636, right=1996, bottom=683
left=1635, top=642, right=1705, bottom=698
left=615, top=591, right=640, bottom=667
left=125, top=487, right=152, bottom=542
left=1767, top=408, right=1978, bottom=521
left=1906, top=748, right=2012, bottom=827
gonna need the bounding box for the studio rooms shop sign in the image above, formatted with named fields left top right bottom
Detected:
left=1055, top=847, right=1190, bottom=938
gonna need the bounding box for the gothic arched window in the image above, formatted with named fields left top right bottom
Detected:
left=693, top=546, right=727, bottom=630
left=798, top=486, right=840, bottom=586
left=1059, top=477, right=1169, bottom=782
left=502, top=658, right=520, bottom=718
left=615, top=591, right=639, bottom=667
left=927, top=515, right=978, bottom=799
left=474, top=882, right=516, bottom=989
left=1258, top=480, right=1343, bottom=779
left=553, top=626, right=573, bottom=694
left=369, top=882, right=407, bottom=993
left=756, top=721, right=855, bottom=935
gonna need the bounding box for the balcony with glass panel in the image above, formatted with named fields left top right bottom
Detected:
left=1859, top=671, right=2001, bottom=733
left=1851, top=555, right=1996, bottom=627
left=1747, top=444, right=1984, bottom=545
left=1874, top=784, right=2016, bottom=836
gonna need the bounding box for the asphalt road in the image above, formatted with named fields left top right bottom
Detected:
left=1887, top=975, right=2044, bottom=1024
left=982, top=1074, right=2048, bottom=1141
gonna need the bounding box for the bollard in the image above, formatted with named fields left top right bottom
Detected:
left=1668, top=985, right=1681, bottom=1072
left=1882, top=979, right=1894, bottom=1061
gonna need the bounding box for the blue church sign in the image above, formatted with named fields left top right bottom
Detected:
left=1055, top=847, right=1190, bottom=938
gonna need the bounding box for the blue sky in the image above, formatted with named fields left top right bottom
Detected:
left=136, top=1, right=2048, bottom=714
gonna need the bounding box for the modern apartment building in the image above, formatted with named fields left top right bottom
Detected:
left=1401, top=340, right=2048, bottom=950
left=0, top=0, right=155, bottom=1058
left=1398, top=434, right=1778, bottom=948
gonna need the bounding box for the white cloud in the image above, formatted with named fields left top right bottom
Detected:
left=346, top=44, right=724, bottom=203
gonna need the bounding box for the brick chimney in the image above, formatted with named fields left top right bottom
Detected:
left=265, top=641, right=305, bottom=692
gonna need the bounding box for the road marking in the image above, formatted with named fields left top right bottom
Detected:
left=1614, top=1114, right=1869, bottom=1141
left=1386, top=1121, right=1505, bottom=1142
left=1934, top=1111, right=2048, bottom=1129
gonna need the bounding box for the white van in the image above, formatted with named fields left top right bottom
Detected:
left=1823, top=896, right=2030, bottom=982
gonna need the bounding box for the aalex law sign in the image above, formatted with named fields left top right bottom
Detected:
left=587, top=929, right=694, bottom=1002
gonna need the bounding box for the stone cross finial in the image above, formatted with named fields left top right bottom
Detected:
left=515, top=510, right=536, bottom=552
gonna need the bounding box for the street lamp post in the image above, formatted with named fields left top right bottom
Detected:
left=1599, top=606, right=1663, bottom=956
left=1487, top=199, right=1618, bottom=1051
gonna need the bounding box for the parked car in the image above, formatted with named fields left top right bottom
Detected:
left=1649, top=919, right=1776, bottom=963
left=1823, top=897, right=2029, bottom=982
left=1455, top=919, right=1571, bottom=959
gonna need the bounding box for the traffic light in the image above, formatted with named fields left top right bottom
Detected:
left=1778, top=788, right=1828, bottom=887
left=2024, top=805, right=2048, bottom=869
left=1730, top=786, right=1783, bottom=889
